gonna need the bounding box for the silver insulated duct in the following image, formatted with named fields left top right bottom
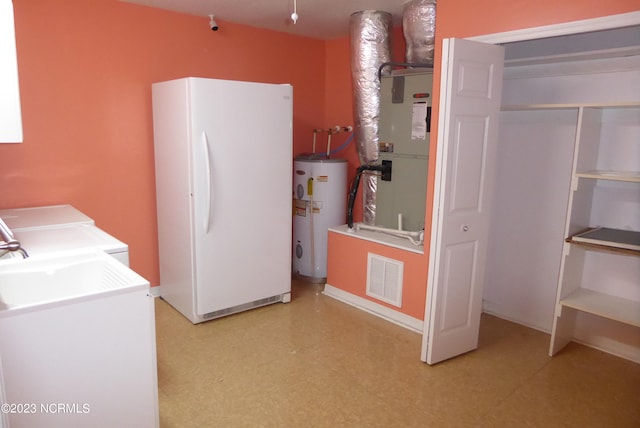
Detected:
left=349, top=11, right=392, bottom=225
left=402, top=0, right=437, bottom=64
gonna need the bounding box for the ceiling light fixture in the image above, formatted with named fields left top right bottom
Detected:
left=291, top=0, right=298, bottom=24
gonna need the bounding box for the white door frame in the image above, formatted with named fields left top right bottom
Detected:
left=468, top=11, right=640, bottom=45
left=421, top=10, right=640, bottom=364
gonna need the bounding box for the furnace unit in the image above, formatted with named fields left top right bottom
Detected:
left=376, top=70, right=433, bottom=232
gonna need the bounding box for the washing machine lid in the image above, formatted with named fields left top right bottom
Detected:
left=14, top=224, right=127, bottom=257
left=0, top=205, right=95, bottom=230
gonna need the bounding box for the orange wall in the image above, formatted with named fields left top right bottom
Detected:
left=327, top=232, right=426, bottom=319
left=2, top=0, right=636, bottom=298
left=325, top=0, right=638, bottom=320
left=2, top=0, right=326, bottom=286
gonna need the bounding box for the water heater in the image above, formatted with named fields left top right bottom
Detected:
left=293, top=156, right=347, bottom=281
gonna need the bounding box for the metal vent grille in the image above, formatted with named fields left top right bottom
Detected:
left=366, top=253, right=403, bottom=307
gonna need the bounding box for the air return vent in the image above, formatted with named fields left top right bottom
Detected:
left=366, top=253, right=403, bottom=307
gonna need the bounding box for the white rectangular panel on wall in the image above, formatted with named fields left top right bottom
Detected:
left=366, top=253, right=404, bottom=307
left=0, top=0, right=23, bottom=143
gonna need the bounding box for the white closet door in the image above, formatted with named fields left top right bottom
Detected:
left=422, top=38, right=504, bottom=364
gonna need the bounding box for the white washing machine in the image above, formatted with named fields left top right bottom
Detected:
left=14, top=225, right=129, bottom=266
left=0, top=204, right=94, bottom=230
left=0, top=205, right=129, bottom=267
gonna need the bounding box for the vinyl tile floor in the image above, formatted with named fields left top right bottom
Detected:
left=155, top=280, right=640, bottom=427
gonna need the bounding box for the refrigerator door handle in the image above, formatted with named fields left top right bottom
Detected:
left=201, top=131, right=213, bottom=234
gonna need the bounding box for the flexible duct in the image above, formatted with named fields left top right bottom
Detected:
left=349, top=11, right=392, bottom=225
left=402, top=0, right=437, bottom=64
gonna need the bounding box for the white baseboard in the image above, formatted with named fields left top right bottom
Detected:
left=482, top=301, right=552, bottom=334
left=149, top=285, right=162, bottom=298
left=323, top=284, right=423, bottom=333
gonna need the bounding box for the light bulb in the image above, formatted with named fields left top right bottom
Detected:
left=291, top=0, right=298, bottom=24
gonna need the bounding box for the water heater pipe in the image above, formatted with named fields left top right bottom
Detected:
left=355, top=223, right=424, bottom=246
left=312, top=129, right=318, bottom=153
left=346, top=163, right=392, bottom=230
left=311, top=126, right=353, bottom=157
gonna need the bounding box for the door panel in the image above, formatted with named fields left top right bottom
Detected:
left=449, top=116, right=489, bottom=212
left=441, top=241, right=475, bottom=331
left=422, top=38, right=504, bottom=364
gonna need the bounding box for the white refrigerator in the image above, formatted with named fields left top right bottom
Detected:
left=152, top=77, right=293, bottom=324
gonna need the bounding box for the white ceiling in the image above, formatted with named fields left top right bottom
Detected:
left=120, top=0, right=410, bottom=40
